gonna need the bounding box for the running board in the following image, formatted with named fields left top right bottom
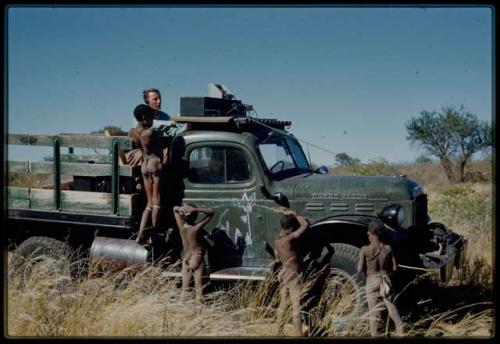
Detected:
left=162, top=266, right=271, bottom=281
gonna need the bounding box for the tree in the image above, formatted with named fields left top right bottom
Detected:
left=406, top=105, right=492, bottom=183
left=334, top=152, right=361, bottom=168
left=415, top=155, right=433, bottom=165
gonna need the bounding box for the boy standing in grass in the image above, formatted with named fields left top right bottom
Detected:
left=274, top=210, right=309, bottom=336
left=173, top=204, right=214, bottom=302
left=358, top=219, right=405, bottom=336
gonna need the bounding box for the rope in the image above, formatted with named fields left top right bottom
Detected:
left=252, top=204, right=314, bottom=221
left=246, top=116, right=338, bottom=157
left=397, top=264, right=434, bottom=272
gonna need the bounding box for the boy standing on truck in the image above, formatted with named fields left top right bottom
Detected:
left=129, top=104, right=165, bottom=245
left=173, top=204, right=214, bottom=302
left=274, top=210, right=310, bottom=336
left=357, top=219, right=405, bottom=336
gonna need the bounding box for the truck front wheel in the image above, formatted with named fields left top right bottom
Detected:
left=322, top=243, right=367, bottom=326
left=8, top=236, right=76, bottom=287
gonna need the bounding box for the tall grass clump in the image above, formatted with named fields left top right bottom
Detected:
left=7, top=257, right=282, bottom=337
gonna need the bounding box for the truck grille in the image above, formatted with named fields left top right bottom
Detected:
left=354, top=203, right=374, bottom=212
left=306, top=202, right=325, bottom=211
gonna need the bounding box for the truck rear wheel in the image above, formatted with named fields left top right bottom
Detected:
left=8, top=236, right=76, bottom=287
left=323, top=243, right=366, bottom=326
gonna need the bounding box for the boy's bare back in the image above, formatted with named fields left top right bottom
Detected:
left=179, top=222, right=205, bottom=255
left=274, top=212, right=309, bottom=282
left=174, top=205, right=214, bottom=255
left=360, top=244, right=395, bottom=276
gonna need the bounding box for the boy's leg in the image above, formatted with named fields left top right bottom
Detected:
left=277, top=282, right=289, bottom=335
left=188, top=254, right=204, bottom=301
left=137, top=175, right=154, bottom=244
left=193, top=261, right=205, bottom=302
left=366, top=276, right=381, bottom=336
left=151, top=174, right=161, bottom=229
left=181, top=257, right=193, bottom=301
left=289, top=277, right=303, bottom=336
left=137, top=207, right=152, bottom=244
left=383, top=297, right=405, bottom=336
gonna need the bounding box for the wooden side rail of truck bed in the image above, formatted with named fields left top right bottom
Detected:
left=7, top=133, right=142, bottom=218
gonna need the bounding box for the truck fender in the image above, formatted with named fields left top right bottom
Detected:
left=305, top=215, right=376, bottom=251
left=309, top=215, right=376, bottom=230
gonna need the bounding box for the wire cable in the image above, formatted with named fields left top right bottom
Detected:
left=246, top=116, right=338, bottom=157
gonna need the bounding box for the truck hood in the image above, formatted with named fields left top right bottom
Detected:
left=270, top=173, right=421, bottom=201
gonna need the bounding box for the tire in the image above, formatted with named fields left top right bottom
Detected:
left=322, top=243, right=367, bottom=326
left=8, top=236, right=75, bottom=287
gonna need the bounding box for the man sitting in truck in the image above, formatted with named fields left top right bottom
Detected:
left=127, top=88, right=174, bottom=167
left=274, top=210, right=310, bottom=336
left=173, top=204, right=214, bottom=302
left=357, top=219, right=405, bottom=337
left=129, top=104, right=165, bottom=245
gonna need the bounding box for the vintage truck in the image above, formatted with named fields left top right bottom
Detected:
left=6, top=87, right=468, bottom=321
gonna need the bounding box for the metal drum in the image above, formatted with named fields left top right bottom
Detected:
left=90, top=237, right=148, bottom=270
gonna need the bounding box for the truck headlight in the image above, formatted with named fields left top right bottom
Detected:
left=379, top=204, right=405, bottom=229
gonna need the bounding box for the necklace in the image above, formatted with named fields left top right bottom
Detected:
left=366, top=243, right=383, bottom=261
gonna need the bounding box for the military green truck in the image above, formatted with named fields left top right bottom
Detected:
left=6, top=88, right=468, bottom=320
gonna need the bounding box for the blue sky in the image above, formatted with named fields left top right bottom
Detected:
left=6, top=6, right=493, bottom=165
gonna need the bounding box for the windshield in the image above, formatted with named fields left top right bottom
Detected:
left=258, top=136, right=310, bottom=176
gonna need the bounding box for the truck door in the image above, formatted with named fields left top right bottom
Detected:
left=182, top=143, right=270, bottom=268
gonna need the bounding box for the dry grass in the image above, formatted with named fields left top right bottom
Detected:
left=7, top=251, right=493, bottom=338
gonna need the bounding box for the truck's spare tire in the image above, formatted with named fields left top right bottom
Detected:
left=8, top=236, right=75, bottom=287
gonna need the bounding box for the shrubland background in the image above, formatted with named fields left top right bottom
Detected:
left=7, top=156, right=494, bottom=337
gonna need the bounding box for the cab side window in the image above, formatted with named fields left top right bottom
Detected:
left=188, top=147, right=250, bottom=184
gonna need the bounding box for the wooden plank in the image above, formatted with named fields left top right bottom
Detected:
left=31, top=162, right=135, bottom=177
left=8, top=134, right=54, bottom=146
left=58, top=135, right=133, bottom=150
left=8, top=133, right=133, bottom=150
left=8, top=198, right=30, bottom=209
left=119, top=194, right=138, bottom=216
left=7, top=161, right=29, bottom=173
left=60, top=154, right=112, bottom=164
left=30, top=162, right=53, bottom=174
left=7, top=186, right=30, bottom=199
left=29, top=188, right=55, bottom=210
left=62, top=162, right=112, bottom=176
left=29, top=188, right=137, bottom=215
left=59, top=190, right=137, bottom=215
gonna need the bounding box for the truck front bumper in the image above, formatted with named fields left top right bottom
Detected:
left=419, top=225, right=469, bottom=284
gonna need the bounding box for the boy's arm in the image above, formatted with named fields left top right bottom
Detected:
left=357, top=247, right=366, bottom=274
left=290, top=213, right=309, bottom=239
left=173, top=206, right=184, bottom=230
left=190, top=207, right=215, bottom=233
